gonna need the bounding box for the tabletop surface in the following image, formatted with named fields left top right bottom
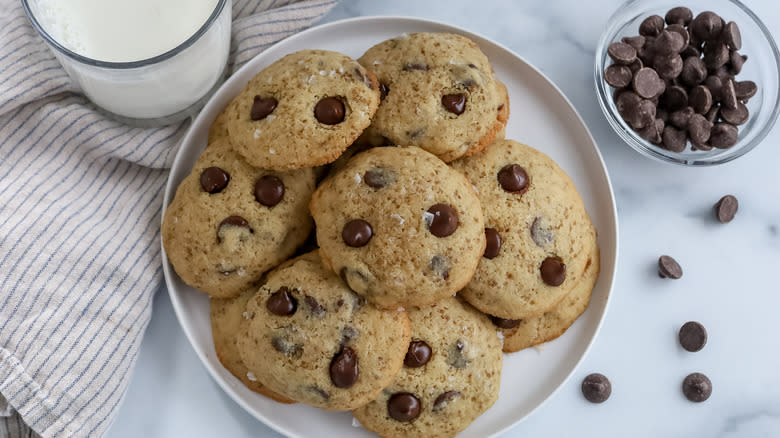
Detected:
left=109, top=1, right=780, bottom=436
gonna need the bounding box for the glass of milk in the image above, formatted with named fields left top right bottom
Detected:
left=22, top=0, right=232, bottom=126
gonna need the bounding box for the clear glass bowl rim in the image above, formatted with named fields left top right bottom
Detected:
left=20, top=0, right=229, bottom=69
left=594, top=0, right=780, bottom=166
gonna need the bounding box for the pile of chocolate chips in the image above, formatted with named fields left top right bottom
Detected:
left=605, top=7, right=758, bottom=152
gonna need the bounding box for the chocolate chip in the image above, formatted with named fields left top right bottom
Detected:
left=341, top=326, right=359, bottom=344
left=267, top=287, right=297, bottom=316
left=688, top=113, right=713, bottom=144
left=200, top=167, right=230, bottom=193
left=670, top=106, right=694, bottom=129
left=447, top=340, right=470, bottom=368
left=607, top=42, right=637, bottom=64
left=634, top=99, right=658, bottom=130
left=639, top=15, right=664, bottom=37
left=404, top=340, right=432, bottom=368
left=429, top=255, right=450, bottom=280
left=680, top=56, right=707, bottom=86
left=654, top=54, right=683, bottom=80
left=304, top=295, right=325, bottom=318
left=441, top=93, right=467, bottom=115
left=490, top=315, right=522, bottom=329
left=622, top=35, right=646, bottom=51
left=682, top=373, right=712, bottom=402
left=497, top=164, right=529, bottom=193
left=217, top=216, right=252, bottom=243
left=432, top=391, right=461, bottom=412
left=638, top=118, right=664, bottom=144
left=734, top=80, right=757, bottom=101
left=662, top=125, right=687, bottom=152
left=691, top=139, right=713, bottom=151
left=709, top=123, right=738, bottom=149
left=330, top=346, right=359, bottom=388
left=658, top=255, right=683, bottom=279
left=666, top=24, right=690, bottom=48
left=665, top=7, right=693, bottom=25
left=254, top=175, right=285, bottom=207
left=582, top=373, right=611, bottom=403
left=657, top=108, right=669, bottom=122
left=379, top=83, right=389, bottom=100
left=426, top=204, right=458, bottom=238
left=314, top=97, right=345, bottom=125
left=720, top=102, right=748, bottom=125
left=387, top=393, right=421, bottom=422
left=711, top=65, right=734, bottom=82
left=723, top=21, right=741, bottom=50
left=691, top=11, right=723, bottom=41
left=342, top=219, right=373, bottom=247
left=729, top=51, right=747, bottom=75
left=364, top=167, right=395, bottom=189
left=703, top=42, right=729, bottom=70
left=679, top=321, right=708, bottom=352
left=705, top=104, right=721, bottom=124
left=604, top=64, right=633, bottom=88
left=653, top=30, right=685, bottom=56
left=540, top=256, right=566, bottom=286
left=660, top=86, right=688, bottom=111
left=680, top=45, right=700, bottom=59
left=689, top=85, right=713, bottom=114
left=721, top=79, right=738, bottom=109
left=632, top=68, right=665, bottom=99
left=704, top=75, right=724, bottom=101
left=484, top=228, right=502, bottom=259
left=271, top=335, right=302, bottom=358
left=629, top=58, right=644, bottom=74
left=403, top=62, right=428, bottom=71
left=637, top=40, right=656, bottom=66
left=714, top=194, right=738, bottom=223
left=250, top=96, right=277, bottom=121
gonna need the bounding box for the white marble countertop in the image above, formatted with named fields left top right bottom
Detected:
left=109, top=1, right=780, bottom=436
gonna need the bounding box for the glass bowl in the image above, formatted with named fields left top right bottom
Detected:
left=595, top=0, right=780, bottom=166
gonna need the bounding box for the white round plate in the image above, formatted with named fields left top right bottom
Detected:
left=162, top=16, right=618, bottom=438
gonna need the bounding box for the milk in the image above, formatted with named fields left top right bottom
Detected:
left=28, top=0, right=231, bottom=122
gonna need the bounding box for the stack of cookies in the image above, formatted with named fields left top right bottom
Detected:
left=162, top=32, right=599, bottom=438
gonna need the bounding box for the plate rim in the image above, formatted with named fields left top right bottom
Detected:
left=161, top=14, right=620, bottom=438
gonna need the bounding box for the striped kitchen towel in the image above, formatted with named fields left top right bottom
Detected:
left=0, top=0, right=338, bottom=436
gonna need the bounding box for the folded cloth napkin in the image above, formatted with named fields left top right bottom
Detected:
left=0, top=0, right=338, bottom=436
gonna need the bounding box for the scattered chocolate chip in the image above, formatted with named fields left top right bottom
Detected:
left=404, top=340, right=432, bottom=368
left=342, top=219, right=373, bottom=247
left=662, top=125, right=687, bottom=152
left=723, top=21, right=742, bottom=50
left=721, top=79, right=738, bottom=109
left=690, top=11, right=723, bottom=41
left=441, top=93, right=467, bottom=115
left=654, top=54, right=683, bottom=80
left=497, top=164, right=529, bottom=193
left=250, top=96, right=277, bottom=121
left=403, top=62, right=428, bottom=71
left=387, top=393, right=421, bottom=422
left=682, top=373, right=712, bottom=402
left=670, top=106, right=694, bottom=129
left=605, top=64, right=633, bottom=88
left=484, top=228, right=502, bottom=259
left=429, top=255, right=450, bottom=280
left=622, top=35, right=646, bottom=51
left=720, top=102, right=748, bottom=125
left=426, top=204, right=459, bottom=238
left=639, top=15, right=665, bottom=37
left=703, top=42, right=729, bottom=69
left=633, top=67, right=666, bottom=98
left=688, top=113, right=713, bottom=144
left=330, top=346, right=359, bottom=388
left=679, top=321, right=708, bottom=352
left=540, top=256, right=566, bottom=286
left=734, top=80, right=757, bottom=101
left=665, top=6, right=693, bottom=25
left=364, top=167, right=395, bottom=189
left=314, top=97, right=345, bottom=125
left=379, top=83, right=389, bottom=100
left=304, top=295, right=325, bottom=318
left=200, top=167, right=230, bottom=193
left=689, top=85, right=713, bottom=114
left=432, top=391, right=461, bottom=412
left=680, top=56, right=707, bottom=86
left=714, top=194, right=739, bottom=223
left=709, top=122, right=738, bottom=148
left=217, top=216, right=252, bottom=243
left=490, top=315, right=522, bottom=329
left=267, top=287, right=297, bottom=316
left=271, top=336, right=302, bottom=358
left=447, top=340, right=470, bottom=368
left=660, top=86, right=688, bottom=111
left=658, top=255, right=683, bottom=279
left=582, top=373, right=611, bottom=403
left=254, top=175, right=285, bottom=207
left=607, top=42, right=637, bottom=64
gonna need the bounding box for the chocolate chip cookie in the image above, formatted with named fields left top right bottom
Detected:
left=210, top=290, right=295, bottom=403
left=451, top=139, right=598, bottom=319
left=208, top=104, right=231, bottom=144
left=310, top=146, right=486, bottom=309
left=226, top=49, right=381, bottom=170
left=162, top=138, right=316, bottom=298
left=352, top=297, right=502, bottom=438
left=493, top=243, right=600, bottom=353
left=236, top=251, right=411, bottom=411
left=357, top=32, right=509, bottom=162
